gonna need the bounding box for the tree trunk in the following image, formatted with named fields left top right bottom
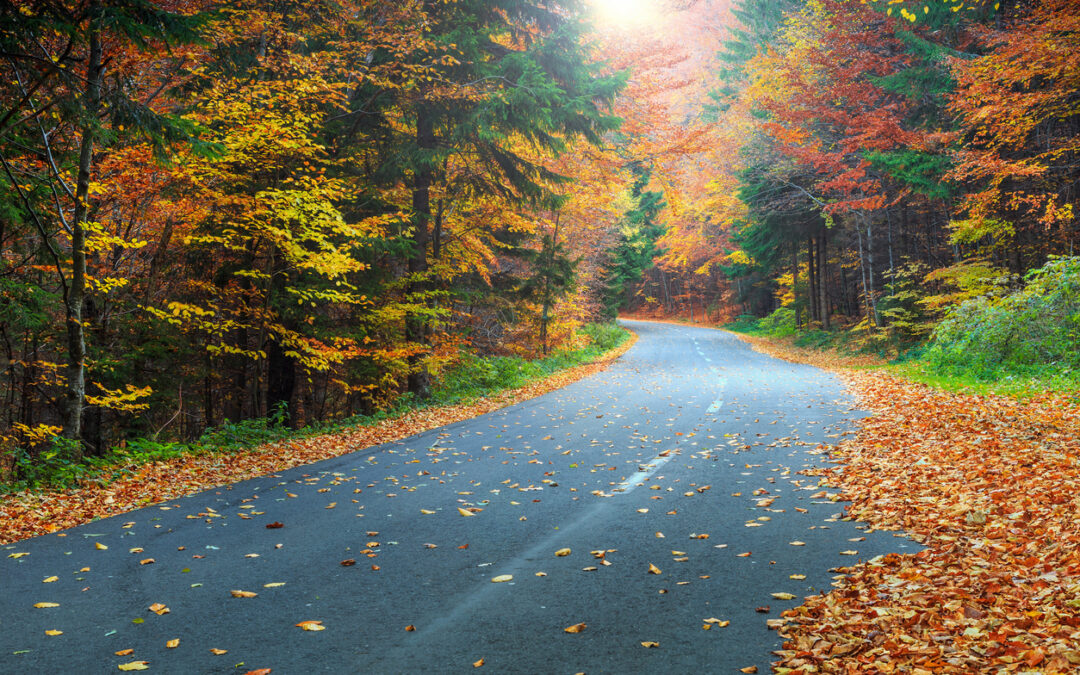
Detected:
left=407, top=103, right=434, bottom=399
left=61, top=14, right=103, bottom=456
left=807, top=236, right=818, bottom=323
left=791, top=246, right=800, bottom=329
left=818, top=234, right=830, bottom=330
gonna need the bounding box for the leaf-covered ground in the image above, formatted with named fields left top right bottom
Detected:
left=738, top=334, right=1080, bottom=673
left=0, top=335, right=635, bottom=546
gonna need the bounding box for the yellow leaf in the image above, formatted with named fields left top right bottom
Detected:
left=839, top=550, right=858, bottom=556
left=473, top=658, right=485, bottom=668
left=95, top=542, right=108, bottom=550
left=420, top=509, right=436, bottom=515
left=117, top=663, right=149, bottom=671
left=34, top=602, right=60, bottom=608
left=42, top=576, right=58, bottom=583
left=554, top=548, right=571, bottom=557
left=148, top=603, right=169, bottom=615
left=263, top=582, right=286, bottom=588
left=535, top=572, right=547, bottom=577
left=209, top=648, right=228, bottom=655
left=648, top=563, right=662, bottom=575
left=771, top=592, right=796, bottom=600
left=789, top=541, right=805, bottom=546
left=114, top=649, right=134, bottom=656
left=45, top=629, right=63, bottom=636
left=789, top=574, right=806, bottom=580
left=8, top=552, right=29, bottom=558
left=458, top=508, right=475, bottom=517
left=491, top=575, right=513, bottom=583
left=296, top=620, right=325, bottom=631
left=230, top=590, right=258, bottom=598
left=166, top=639, right=179, bottom=649
left=140, top=559, right=155, bottom=565
left=564, top=622, right=587, bottom=633
left=740, top=667, right=758, bottom=674
left=640, top=641, right=660, bottom=648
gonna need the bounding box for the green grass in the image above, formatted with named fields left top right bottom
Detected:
left=2, top=323, right=630, bottom=495
left=724, top=311, right=1080, bottom=400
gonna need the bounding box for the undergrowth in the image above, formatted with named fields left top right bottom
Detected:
left=3, top=323, right=629, bottom=495
left=725, top=257, right=1080, bottom=399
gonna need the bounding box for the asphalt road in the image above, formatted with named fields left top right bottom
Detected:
left=1, top=320, right=915, bottom=674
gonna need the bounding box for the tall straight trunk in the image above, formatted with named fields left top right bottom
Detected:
left=407, top=103, right=434, bottom=399
left=866, top=215, right=879, bottom=327
left=807, top=236, right=818, bottom=323
left=62, top=13, right=103, bottom=455
left=818, top=234, right=830, bottom=330
left=856, top=217, right=873, bottom=330
left=791, top=246, right=800, bottom=329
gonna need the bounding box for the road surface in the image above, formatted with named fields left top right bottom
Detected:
left=1, top=320, right=914, bottom=673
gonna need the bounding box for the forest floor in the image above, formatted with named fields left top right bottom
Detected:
left=735, top=332, right=1080, bottom=673
left=0, top=333, right=637, bottom=546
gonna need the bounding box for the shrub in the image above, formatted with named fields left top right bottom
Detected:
left=924, top=256, right=1080, bottom=379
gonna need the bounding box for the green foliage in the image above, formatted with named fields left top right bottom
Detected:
left=431, top=322, right=628, bottom=405
left=878, top=263, right=935, bottom=343
left=866, top=149, right=953, bottom=200
left=602, top=164, right=666, bottom=317
left=924, top=256, right=1080, bottom=380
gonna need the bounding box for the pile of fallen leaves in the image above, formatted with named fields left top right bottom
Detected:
left=0, top=335, right=635, bottom=545
left=739, top=334, right=1080, bottom=673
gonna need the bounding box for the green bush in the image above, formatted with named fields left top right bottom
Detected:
left=924, top=256, right=1080, bottom=379
left=756, top=306, right=797, bottom=337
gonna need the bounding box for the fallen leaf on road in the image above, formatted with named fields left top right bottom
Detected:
left=166, top=639, right=179, bottom=648
left=789, top=541, right=805, bottom=547
left=739, top=667, right=758, bottom=674
left=34, top=602, right=59, bottom=608
left=42, top=576, right=57, bottom=583
left=420, top=509, right=435, bottom=515
left=95, top=542, right=108, bottom=550
left=148, top=603, right=169, bottom=615
left=115, top=649, right=134, bottom=656
left=458, top=508, right=476, bottom=517
left=703, top=618, right=730, bottom=627
left=45, top=630, right=62, bottom=636
left=491, top=575, right=513, bottom=583
left=564, top=623, right=586, bottom=633
left=210, top=648, right=227, bottom=655
left=648, top=563, right=662, bottom=574
left=839, top=550, right=858, bottom=556
left=535, top=572, right=547, bottom=577
left=8, top=552, right=29, bottom=558
left=736, top=552, right=751, bottom=557
left=405, top=625, right=416, bottom=632
left=139, top=559, right=154, bottom=565
left=340, top=559, right=356, bottom=566
left=296, top=621, right=324, bottom=631
left=264, top=582, right=286, bottom=588
left=554, top=548, right=571, bottom=557
left=117, top=662, right=149, bottom=671
left=473, top=658, right=485, bottom=668
left=243, top=670, right=272, bottom=675
left=582, top=566, right=598, bottom=572
left=640, top=641, right=659, bottom=648
left=265, top=522, right=284, bottom=529
left=230, top=590, right=258, bottom=598
left=771, top=592, right=796, bottom=600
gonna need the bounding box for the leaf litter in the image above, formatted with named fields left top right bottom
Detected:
left=740, top=335, right=1080, bottom=673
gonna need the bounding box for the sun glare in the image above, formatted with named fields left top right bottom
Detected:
left=588, top=0, right=657, bottom=31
